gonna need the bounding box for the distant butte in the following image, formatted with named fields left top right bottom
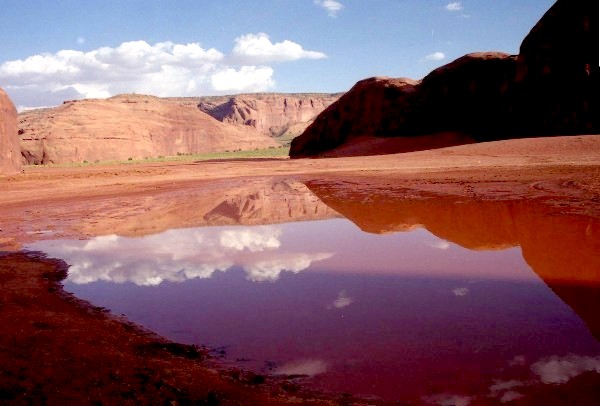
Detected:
left=197, top=93, right=341, bottom=144
left=289, top=0, right=598, bottom=158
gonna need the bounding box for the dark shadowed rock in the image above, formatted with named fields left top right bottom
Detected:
left=0, top=88, right=21, bottom=174
left=410, top=52, right=517, bottom=137
left=290, top=78, right=419, bottom=157
left=514, top=0, right=598, bottom=134
left=290, top=0, right=598, bottom=158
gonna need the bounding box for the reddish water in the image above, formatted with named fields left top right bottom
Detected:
left=29, top=217, right=600, bottom=403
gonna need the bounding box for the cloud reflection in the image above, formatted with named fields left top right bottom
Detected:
left=429, top=240, right=451, bottom=250
left=531, top=354, right=600, bottom=384
left=452, top=287, right=469, bottom=297
left=328, top=290, right=354, bottom=309
left=245, top=253, right=332, bottom=282
left=489, top=380, right=525, bottom=403
left=28, top=226, right=332, bottom=286
left=274, top=359, right=328, bottom=377
left=424, top=394, right=472, bottom=406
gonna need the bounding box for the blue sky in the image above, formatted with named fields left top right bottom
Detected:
left=0, top=0, right=555, bottom=109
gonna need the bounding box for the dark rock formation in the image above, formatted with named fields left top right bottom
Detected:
left=513, top=0, right=598, bottom=134
left=289, top=78, right=419, bottom=157
left=0, top=88, right=21, bottom=174
left=290, top=0, right=598, bottom=158
left=409, top=52, right=517, bottom=137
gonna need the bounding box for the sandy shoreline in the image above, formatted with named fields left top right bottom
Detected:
left=2, top=134, right=599, bottom=207
left=1, top=135, right=599, bottom=251
left=1, top=135, right=599, bottom=404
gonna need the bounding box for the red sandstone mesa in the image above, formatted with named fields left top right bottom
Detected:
left=0, top=88, right=21, bottom=174
left=197, top=93, right=341, bottom=140
left=18, top=94, right=279, bottom=165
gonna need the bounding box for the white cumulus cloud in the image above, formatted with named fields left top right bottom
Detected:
left=230, top=33, right=326, bottom=64
left=425, top=52, right=446, bottom=61
left=211, top=66, right=275, bottom=93
left=0, top=34, right=326, bottom=108
left=445, top=2, right=463, bottom=11
left=314, top=0, right=344, bottom=17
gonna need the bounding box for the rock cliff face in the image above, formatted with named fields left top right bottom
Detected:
left=19, top=94, right=279, bottom=165
left=198, top=93, right=341, bottom=141
left=290, top=0, right=598, bottom=158
left=0, top=88, right=21, bottom=174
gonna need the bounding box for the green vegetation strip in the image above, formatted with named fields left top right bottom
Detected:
left=29, top=146, right=291, bottom=168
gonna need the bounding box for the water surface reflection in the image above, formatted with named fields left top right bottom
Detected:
left=33, top=225, right=332, bottom=284
left=26, top=178, right=600, bottom=403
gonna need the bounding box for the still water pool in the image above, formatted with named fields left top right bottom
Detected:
left=28, top=214, right=600, bottom=403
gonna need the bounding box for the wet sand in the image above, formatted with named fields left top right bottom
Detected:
left=0, top=135, right=599, bottom=404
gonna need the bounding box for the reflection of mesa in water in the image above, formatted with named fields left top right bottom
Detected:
left=304, top=177, right=599, bottom=284
left=0, top=178, right=340, bottom=249
left=76, top=178, right=340, bottom=237
left=28, top=226, right=333, bottom=285
left=304, top=176, right=600, bottom=341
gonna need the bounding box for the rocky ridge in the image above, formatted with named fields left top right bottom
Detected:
left=197, top=93, right=341, bottom=143
left=290, top=0, right=598, bottom=158
left=19, top=94, right=279, bottom=165
left=0, top=88, right=21, bottom=173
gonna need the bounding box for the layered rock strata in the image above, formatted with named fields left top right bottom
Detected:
left=19, top=94, right=279, bottom=165
left=198, top=93, right=341, bottom=140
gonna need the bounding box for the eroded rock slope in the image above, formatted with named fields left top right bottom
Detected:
left=198, top=93, right=341, bottom=142
left=19, top=94, right=279, bottom=165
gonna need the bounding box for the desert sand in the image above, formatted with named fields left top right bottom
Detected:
left=2, top=135, right=599, bottom=220
left=1, top=134, right=599, bottom=404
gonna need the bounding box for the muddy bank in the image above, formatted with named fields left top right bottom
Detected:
left=0, top=251, right=340, bottom=405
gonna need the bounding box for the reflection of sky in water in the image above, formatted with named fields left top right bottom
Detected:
left=26, top=219, right=600, bottom=402
left=29, top=225, right=333, bottom=284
